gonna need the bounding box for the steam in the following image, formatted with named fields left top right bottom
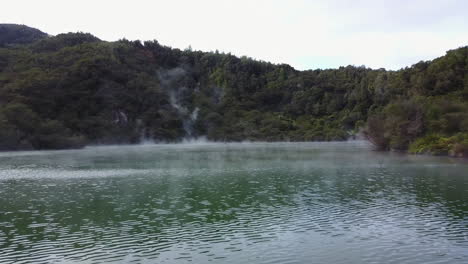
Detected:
left=113, top=110, right=128, bottom=124
left=157, top=67, right=201, bottom=141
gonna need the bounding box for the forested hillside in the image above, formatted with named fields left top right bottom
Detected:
left=0, top=24, right=47, bottom=46
left=0, top=25, right=467, bottom=156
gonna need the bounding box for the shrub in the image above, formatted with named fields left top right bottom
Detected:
left=409, top=134, right=451, bottom=155
left=409, top=133, right=468, bottom=157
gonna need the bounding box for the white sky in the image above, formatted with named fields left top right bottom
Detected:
left=2, top=0, right=468, bottom=70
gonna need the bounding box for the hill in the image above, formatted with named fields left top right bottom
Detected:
left=0, top=24, right=48, bottom=46
left=0, top=26, right=467, bottom=156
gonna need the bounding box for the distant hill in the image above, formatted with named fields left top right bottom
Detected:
left=0, top=24, right=48, bottom=46
left=0, top=25, right=467, bottom=156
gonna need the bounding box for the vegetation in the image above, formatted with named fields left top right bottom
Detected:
left=0, top=24, right=467, bottom=156
left=0, top=24, right=48, bottom=46
left=409, top=133, right=468, bottom=157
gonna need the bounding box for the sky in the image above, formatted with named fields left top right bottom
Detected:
left=2, top=0, right=468, bottom=70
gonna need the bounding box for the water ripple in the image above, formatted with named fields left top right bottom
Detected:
left=0, top=142, right=467, bottom=263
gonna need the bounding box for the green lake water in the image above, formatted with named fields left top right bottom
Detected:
left=0, top=141, right=467, bottom=263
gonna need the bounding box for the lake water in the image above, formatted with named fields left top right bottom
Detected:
left=0, top=141, right=467, bottom=264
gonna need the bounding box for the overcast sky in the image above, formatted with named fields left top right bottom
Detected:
left=2, top=0, right=468, bottom=70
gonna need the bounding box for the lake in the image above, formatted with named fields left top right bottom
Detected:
left=0, top=141, right=467, bottom=264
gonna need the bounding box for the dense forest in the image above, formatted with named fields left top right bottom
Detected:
left=0, top=24, right=467, bottom=156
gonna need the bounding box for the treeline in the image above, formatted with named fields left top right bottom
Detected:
left=0, top=24, right=48, bottom=47
left=364, top=49, right=468, bottom=157
left=0, top=25, right=467, bottom=156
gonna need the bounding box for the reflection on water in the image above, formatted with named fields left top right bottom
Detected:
left=0, top=141, right=467, bottom=264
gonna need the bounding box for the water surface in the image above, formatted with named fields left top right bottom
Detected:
left=0, top=141, right=467, bottom=263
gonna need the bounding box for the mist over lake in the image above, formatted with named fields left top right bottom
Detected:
left=1, top=141, right=467, bottom=264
